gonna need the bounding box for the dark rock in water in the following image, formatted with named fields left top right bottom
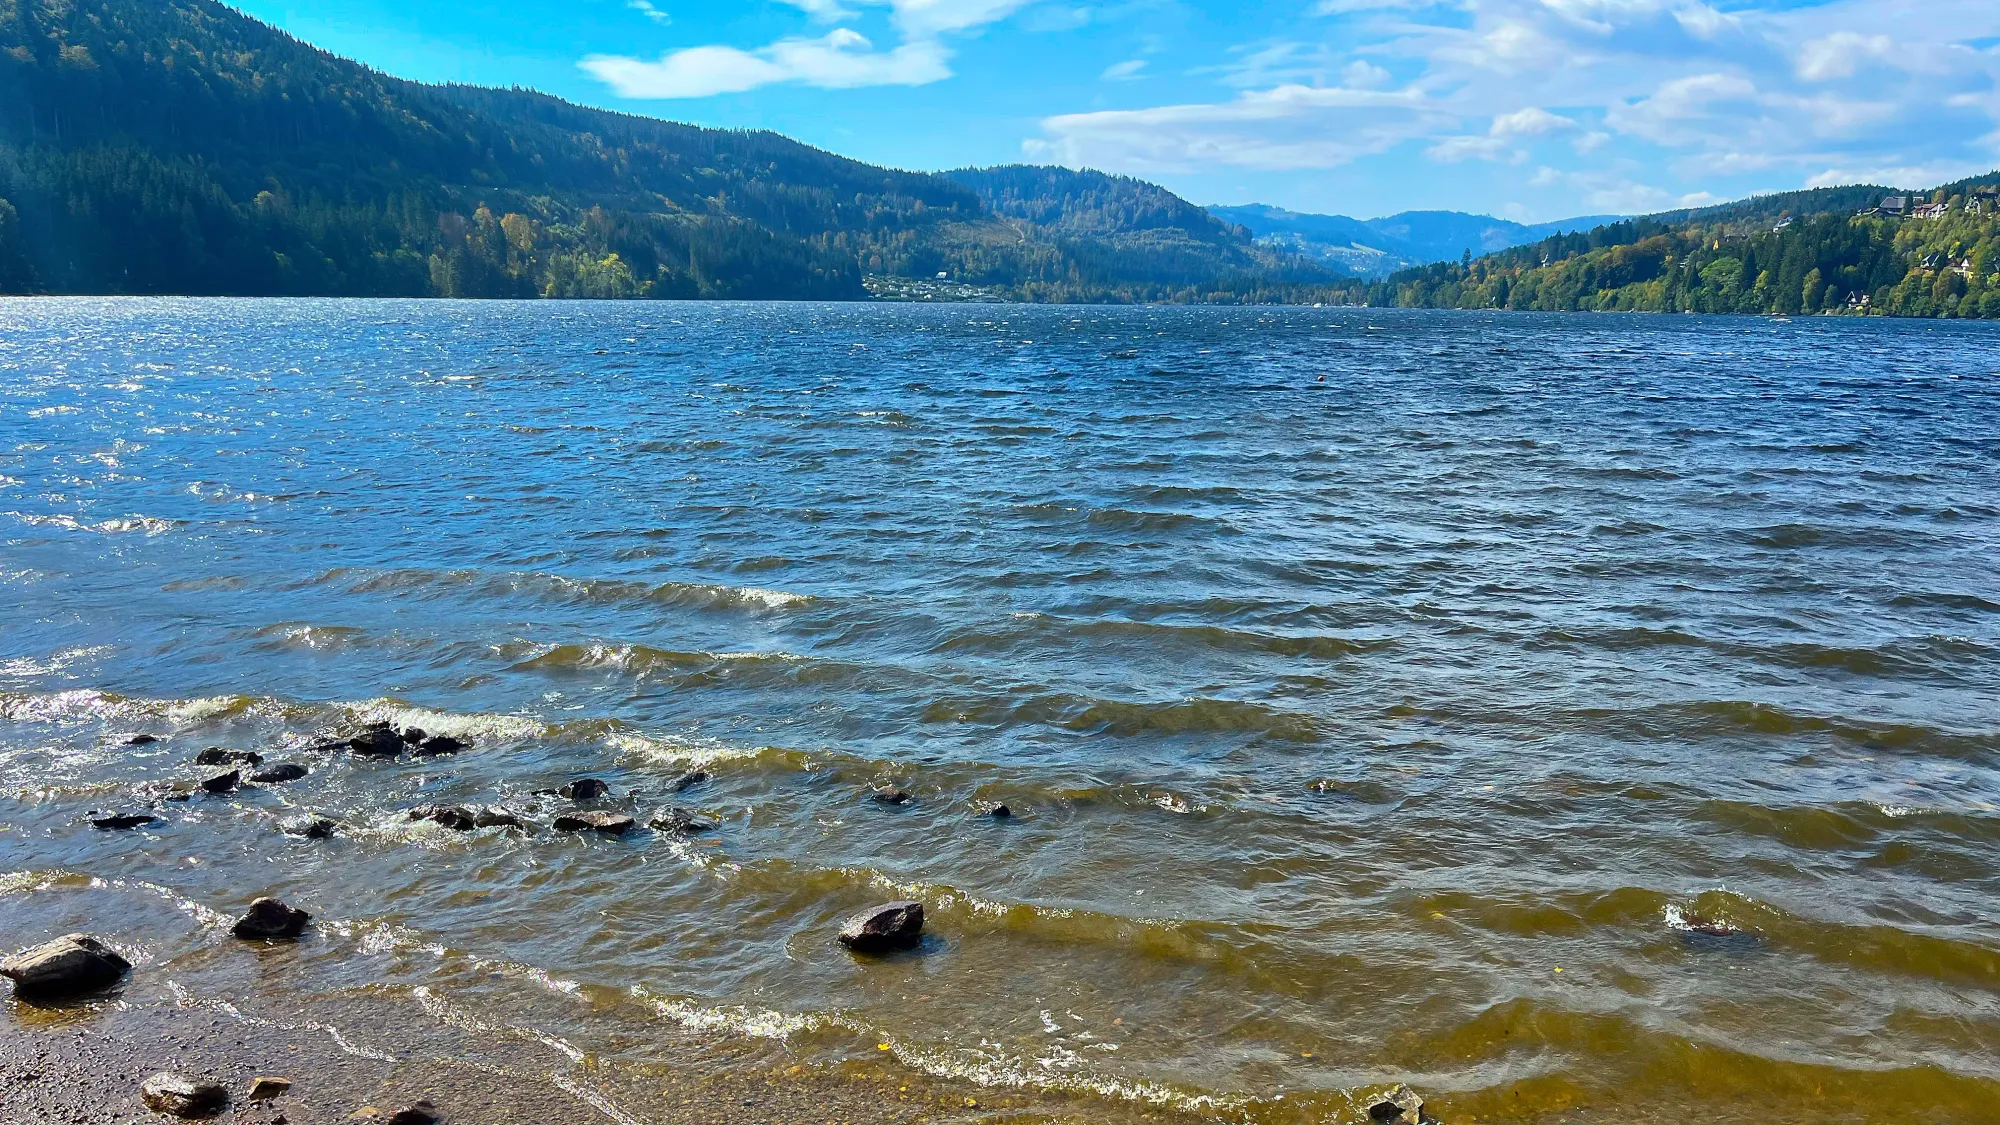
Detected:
left=282, top=816, right=339, bottom=839
left=304, top=738, right=350, bottom=755
left=232, top=897, right=311, bottom=940
left=872, top=788, right=913, bottom=806
left=838, top=902, right=924, bottom=953
left=559, top=778, right=609, bottom=800
left=553, top=810, right=635, bottom=834
left=472, top=806, right=524, bottom=829
left=415, top=734, right=467, bottom=756
left=125, top=733, right=160, bottom=745
left=249, top=762, right=308, bottom=784
left=648, top=808, right=716, bottom=835
left=200, top=769, right=241, bottom=794
left=140, top=1072, right=229, bottom=1118
left=408, top=805, right=480, bottom=831
left=1367, top=1084, right=1425, bottom=1124
left=349, top=728, right=404, bottom=757
left=401, top=727, right=428, bottom=744
left=386, top=1100, right=443, bottom=1125
left=247, top=1076, right=292, bottom=1101
left=195, top=747, right=263, bottom=767
left=1, top=933, right=131, bottom=997
left=1677, top=917, right=1762, bottom=952
left=990, top=804, right=1013, bottom=819
left=91, top=812, right=159, bottom=830
left=155, top=780, right=201, bottom=803
left=671, top=769, right=709, bottom=792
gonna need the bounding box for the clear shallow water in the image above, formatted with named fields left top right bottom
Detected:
left=1, top=298, right=1997, bottom=1123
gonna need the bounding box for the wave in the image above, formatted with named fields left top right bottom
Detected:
left=921, top=691, right=1318, bottom=741
left=3, top=510, right=185, bottom=535
left=293, top=565, right=815, bottom=612
left=934, top=614, right=1391, bottom=662
left=1531, top=625, right=1996, bottom=682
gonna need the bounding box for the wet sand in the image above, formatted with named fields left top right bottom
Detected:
left=1, top=989, right=1128, bottom=1125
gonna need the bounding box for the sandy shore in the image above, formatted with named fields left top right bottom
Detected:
left=1, top=989, right=1155, bottom=1125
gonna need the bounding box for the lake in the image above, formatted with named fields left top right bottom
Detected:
left=2, top=298, right=1996, bottom=1123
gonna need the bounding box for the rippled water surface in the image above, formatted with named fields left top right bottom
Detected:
left=3, top=298, right=1997, bottom=1123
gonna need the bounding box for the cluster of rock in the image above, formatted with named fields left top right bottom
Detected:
left=136, top=1073, right=438, bottom=1121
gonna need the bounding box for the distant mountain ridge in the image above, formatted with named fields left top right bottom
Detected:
left=0, top=0, right=1338, bottom=302
left=1208, top=203, right=1625, bottom=276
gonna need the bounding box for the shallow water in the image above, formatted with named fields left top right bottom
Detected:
left=2, top=298, right=1996, bottom=1123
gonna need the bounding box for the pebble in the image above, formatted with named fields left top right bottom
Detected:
left=553, top=811, right=634, bottom=834
left=249, top=762, right=309, bottom=784
left=140, top=1072, right=229, bottom=1118
left=558, top=778, right=609, bottom=800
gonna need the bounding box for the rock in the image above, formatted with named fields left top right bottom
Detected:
left=195, top=748, right=263, bottom=767
left=471, top=806, right=524, bottom=829
left=558, top=778, right=609, bottom=800
left=401, top=727, right=428, bottom=744
left=1367, top=1084, right=1425, bottom=1124
left=552, top=811, right=634, bottom=834
left=90, top=812, right=159, bottom=830
left=415, top=734, right=467, bottom=756
left=0, top=933, right=131, bottom=997
left=247, top=1076, right=292, bottom=1101
left=349, top=729, right=404, bottom=757
left=154, top=780, right=201, bottom=802
left=990, top=804, right=1013, bottom=819
left=140, top=1072, right=229, bottom=1118
left=837, top=902, right=925, bottom=953
left=200, top=769, right=241, bottom=794
left=304, top=738, right=350, bottom=755
left=871, top=788, right=913, bottom=806
left=282, top=816, right=339, bottom=839
left=385, top=1101, right=443, bottom=1125
left=408, top=805, right=478, bottom=831
left=670, top=769, right=709, bottom=792
left=249, top=762, right=309, bottom=784
left=125, top=733, right=160, bottom=745
left=648, top=808, right=716, bottom=835
left=232, top=897, right=311, bottom=940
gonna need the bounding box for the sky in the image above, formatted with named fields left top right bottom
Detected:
left=230, top=0, right=2000, bottom=223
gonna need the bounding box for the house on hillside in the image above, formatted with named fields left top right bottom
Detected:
left=1912, top=201, right=1949, bottom=220
left=1859, top=195, right=1909, bottom=217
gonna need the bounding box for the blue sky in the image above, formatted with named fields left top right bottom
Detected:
left=233, top=0, right=2000, bottom=222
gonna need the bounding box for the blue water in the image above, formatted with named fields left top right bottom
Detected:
left=2, top=298, right=1997, bottom=1123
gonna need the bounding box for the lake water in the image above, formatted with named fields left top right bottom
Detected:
left=2, top=298, right=1996, bottom=1124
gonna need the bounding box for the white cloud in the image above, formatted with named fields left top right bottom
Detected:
left=583, top=29, right=950, bottom=98
left=1102, top=59, right=1148, bottom=81
left=1795, top=32, right=1895, bottom=81
left=628, top=0, right=669, bottom=25
left=1343, top=59, right=1392, bottom=88
left=1425, top=105, right=1575, bottom=161
left=1028, top=84, right=1454, bottom=171
left=587, top=0, right=1034, bottom=98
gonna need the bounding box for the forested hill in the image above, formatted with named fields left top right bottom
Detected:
left=0, top=0, right=1338, bottom=302
left=1329, top=178, right=2000, bottom=319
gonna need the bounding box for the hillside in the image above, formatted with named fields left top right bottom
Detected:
left=1328, top=178, right=2000, bottom=318
left=0, top=0, right=1334, bottom=302
left=1208, top=204, right=1622, bottom=275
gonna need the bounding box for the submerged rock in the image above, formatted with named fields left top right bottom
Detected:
left=1367, top=1084, right=1426, bottom=1124
left=472, top=806, right=525, bottom=829
left=401, top=727, right=428, bottom=744
left=153, top=780, right=201, bottom=803
left=247, top=1076, right=292, bottom=1101
left=195, top=748, right=263, bottom=767
left=125, top=733, right=160, bottom=745
left=670, top=769, right=709, bottom=792
left=415, top=734, right=467, bottom=756
left=408, top=805, right=478, bottom=831
left=989, top=804, right=1013, bottom=819
left=349, top=728, right=405, bottom=757
left=871, top=788, right=913, bottom=806
left=0, top=933, right=131, bottom=997
left=140, top=1072, right=229, bottom=1118
left=559, top=778, right=609, bottom=800
left=282, top=816, right=339, bottom=839
left=232, top=897, right=311, bottom=940
left=90, top=811, right=159, bottom=830
left=838, top=901, right=925, bottom=953
left=199, top=769, right=241, bottom=794
left=648, top=808, right=716, bottom=835
left=386, top=1100, right=443, bottom=1125
left=249, top=762, right=309, bottom=784
left=553, top=810, right=634, bottom=834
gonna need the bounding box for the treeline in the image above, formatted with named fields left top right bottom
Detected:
left=1331, top=183, right=2000, bottom=319
left=0, top=0, right=1338, bottom=303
